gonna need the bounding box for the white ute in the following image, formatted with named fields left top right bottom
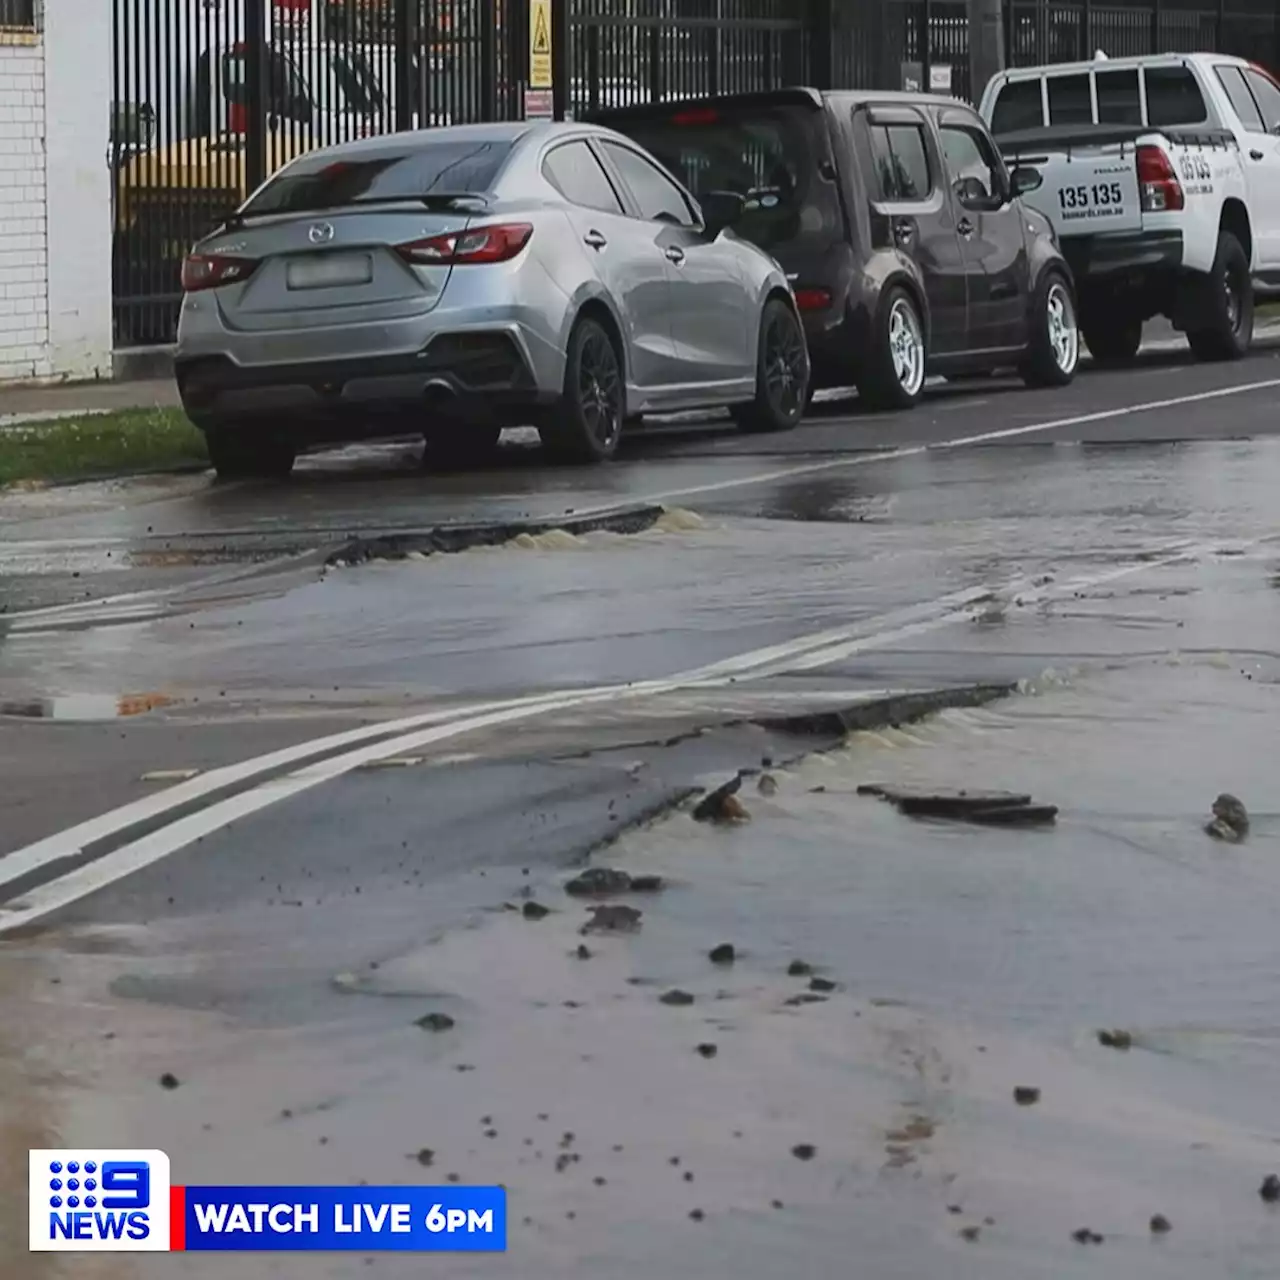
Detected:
left=979, top=53, right=1280, bottom=364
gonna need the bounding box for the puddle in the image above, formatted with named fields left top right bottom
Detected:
left=0, top=692, right=175, bottom=720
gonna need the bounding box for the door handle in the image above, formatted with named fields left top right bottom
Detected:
left=957, top=217, right=975, bottom=238
left=1250, top=149, right=1265, bottom=161
left=892, top=218, right=915, bottom=242
left=583, top=229, right=607, bottom=249
left=665, top=245, right=686, bottom=264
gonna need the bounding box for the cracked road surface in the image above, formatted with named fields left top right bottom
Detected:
left=2, top=342, right=1280, bottom=1277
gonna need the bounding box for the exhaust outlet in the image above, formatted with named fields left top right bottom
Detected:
left=423, top=379, right=457, bottom=408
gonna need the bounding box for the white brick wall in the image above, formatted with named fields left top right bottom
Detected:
left=0, top=38, right=50, bottom=381
left=0, top=2, right=113, bottom=386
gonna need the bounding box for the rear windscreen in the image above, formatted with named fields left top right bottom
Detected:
left=990, top=79, right=1044, bottom=133
left=607, top=105, right=842, bottom=250
left=242, top=140, right=513, bottom=215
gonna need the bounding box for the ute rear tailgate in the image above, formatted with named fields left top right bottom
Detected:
left=998, top=125, right=1146, bottom=237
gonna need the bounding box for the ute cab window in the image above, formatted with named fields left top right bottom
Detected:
left=1144, top=65, right=1208, bottom=128
left=1244, top=67, right=1280, bottom=133
left=1095, top=69, right=1142, bottom=124
left=1046, top=74, right=1092, bottom=126
left=990, top=77, right=1044, bottom=133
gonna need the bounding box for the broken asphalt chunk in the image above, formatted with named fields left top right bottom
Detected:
left=791, top=1144, right=816, bottom=1161
left=415, top=1013, right=455, bottom=1033
left=695, top=1043, right=718, bottom=1059
left=809, top=977, right=837, bottom=993
left=659, top=989, right=695, bottom=1007
left=158, top=1073, right=181, bottom=1090
left=963, top=803, right=1058, bottom=826
left=692, top=775, right=750, bottom=824
left=1013, top=1086, right=1041, bottom=1106
left=522, top=901, right=550, bottom=921
left=1072, top=1228, right=1104, bottom=1245
left=787, top=959, right=814, bottom=977
left=709, top=943, right=736, bottom=965
left=1260, top=1174, right=1280, bottom=1203
left=1150, top=1214, right=1172, bottom=1234
left=564, top=868, right=632, bottom=898
left=1207, top=793, right=1249, bottom=841
left=1097, top=1028, right=1133, bottom=1050
left=864, top=785, right=1057, bottom=826
left=581, top=903, right=642, bottom=934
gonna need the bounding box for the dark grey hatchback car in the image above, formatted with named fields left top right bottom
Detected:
left=594, top=87, right=1080, bottom=409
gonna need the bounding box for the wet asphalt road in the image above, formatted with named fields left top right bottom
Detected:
left=2, top=340, right=1280, bottom=1277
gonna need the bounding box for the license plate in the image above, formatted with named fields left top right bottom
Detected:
left=286, top=253, right=373, bottom=290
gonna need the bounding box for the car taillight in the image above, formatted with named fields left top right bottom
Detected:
left=794, top=287, right=832, bottom=312
left=1136, top=145, right=1184, bottom=212
left=181, top=253, right=259, bottom=293
left=396, top=223, right=533, bottom=266
left=672, top=108, right=719, bottom=126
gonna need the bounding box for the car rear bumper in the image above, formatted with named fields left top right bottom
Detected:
left=1061, top=229, right=1184, bottom=279
left=177, top=330, right=553, bottom=432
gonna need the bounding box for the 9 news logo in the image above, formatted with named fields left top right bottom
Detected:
left=29, top=1150, right=172, bottom=1252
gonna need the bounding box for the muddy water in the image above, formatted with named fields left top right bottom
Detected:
left=3, top=657, right=1280, bottom=1277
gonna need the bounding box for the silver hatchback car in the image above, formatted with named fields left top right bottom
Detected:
left=175, top=120, right=810, bottom=477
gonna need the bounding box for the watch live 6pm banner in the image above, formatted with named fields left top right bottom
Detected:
left=30, top=1151, right=507, bottom=1253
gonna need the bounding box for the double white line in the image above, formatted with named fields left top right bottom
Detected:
left=0, top=534, right=1238, bottom=934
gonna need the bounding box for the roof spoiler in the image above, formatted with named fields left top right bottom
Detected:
left=586, top=87, right=824, bottom=124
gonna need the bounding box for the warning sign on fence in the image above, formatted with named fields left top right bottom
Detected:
left=529, top=0, right=552, bottom=89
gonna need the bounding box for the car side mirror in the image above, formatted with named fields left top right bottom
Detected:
left=699, top=189, right=746, bottom=237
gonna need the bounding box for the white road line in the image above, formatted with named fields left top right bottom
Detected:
left=604, top=374, right=1280, bottom=511
left=0, top=532, right=1262, bottom=933
left=2, top=549, right=326, bottom=628
left=0, top=580, right=1024, bottom=896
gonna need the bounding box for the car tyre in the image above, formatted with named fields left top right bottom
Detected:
left=205, top=427, right=296, bottom=481
left=1021, top=270, right=1080, bottom=388
left=1079, top=301, right=1142, bottom=367
left=730, top=297, right=809, bottom=434
left=857, top=286, right=927, bottom=411
left=1186, top=229, right=1253, bottom=363
left=540, top=315, right=625, bottom=464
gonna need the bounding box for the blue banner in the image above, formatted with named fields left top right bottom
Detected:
left=177, top=1186, right=506, bottom=1252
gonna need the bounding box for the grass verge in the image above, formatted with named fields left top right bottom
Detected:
left=0, top=408, right=207, bottom=488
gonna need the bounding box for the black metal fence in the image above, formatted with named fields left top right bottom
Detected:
left=110, top=0, right=1280, bottom=347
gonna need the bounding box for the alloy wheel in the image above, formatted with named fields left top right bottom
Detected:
left=578, top=330, right=622, bottom=451
left=1046, top=281, right=1079, bottom=374
left=888, top=297, right=925, bottom=397
left=763, top=310, right=807, bottom=418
